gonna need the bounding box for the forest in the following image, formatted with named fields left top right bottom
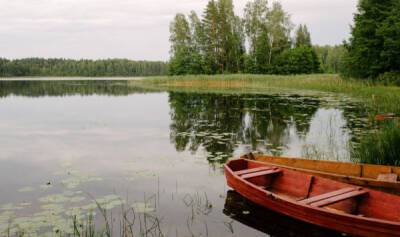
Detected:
left=1, top=0, right=398, bottom=83
left=169, top=0, right=400, bottom=84
left=168, top=0, right=341, bottom=75
left=0, top=58, right=167, bottom=77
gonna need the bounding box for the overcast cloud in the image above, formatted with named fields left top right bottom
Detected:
left=0, top=0, right=357, bottom=61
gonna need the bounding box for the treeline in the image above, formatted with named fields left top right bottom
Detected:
left=0, top=58, right=168, bottom=77
left=314, top=45, right=346, bottom=74
left=343, top=0, right=400, bottom=83
left=169, top=0, right=320, bottom=75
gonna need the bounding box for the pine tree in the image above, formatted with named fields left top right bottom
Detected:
left=295, top=24, right=312, bottom=47
left=378, top=1, right=400, bottom=74
left=202, top=0, right=220, bottom=73
left=344, top=0, right=395, bottom=78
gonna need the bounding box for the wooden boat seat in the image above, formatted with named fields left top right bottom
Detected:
left=300, top=187, right=357, bottom=205
left=300, top=187, right=368, bottom=208
left=310, top=190, right=368, bottom=208
left=241, top=168, right=282, bottom=180
left=234, top=167, right=275, bottom=176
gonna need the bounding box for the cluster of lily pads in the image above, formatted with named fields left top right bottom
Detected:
left=0, top=163, right=156, bottom=237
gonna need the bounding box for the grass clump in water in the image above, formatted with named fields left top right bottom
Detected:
left=352, top=122, right=400, bottom=166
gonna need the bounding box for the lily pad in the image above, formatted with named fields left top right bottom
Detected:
left=18, top=187, right=35, bottom=193
left=131, top=202, right=155, bottom=213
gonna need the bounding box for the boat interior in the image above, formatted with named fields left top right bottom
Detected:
left=247, top=154, right=400, bottom=182
left=228, top=159, right=400, bottom=222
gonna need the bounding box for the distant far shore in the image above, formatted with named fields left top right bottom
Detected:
left=0, top=77, right=145, bottom=81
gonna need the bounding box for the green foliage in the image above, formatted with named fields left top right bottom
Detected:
left=377, top=72, right=400, bottom=86
left=244, top=0, right=270, bottom=73
left=344, top=0, right=400, bottom=79
left=0, top=58, right=167, bottom=77
left=202, top=0, right=220, bottom=73
left=273, top=46, right=320, bottom=74
left=169, top=0, right=245, bottom=75
left=169, top=0, right=317, bottom=76
left=266, top=1, right=293, bottom=65
left=378, top=1, right=400, bottom=77
left=314, top=45, right=346, bottom=73
left=168, top=14, right=193, bottom=75
left=295, top=24, right=311, bottom=47
left=352, top=122, right=400, bottom=166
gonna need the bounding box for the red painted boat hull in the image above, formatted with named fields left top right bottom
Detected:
left=224, top=159, right=400, bottom=237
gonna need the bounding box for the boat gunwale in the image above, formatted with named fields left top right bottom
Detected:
left=245, top=154, right=400, bottom=186
left=225, top=159, right=400, bottom=226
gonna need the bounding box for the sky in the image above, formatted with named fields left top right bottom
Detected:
left=0, top=0, right=358, bottom=61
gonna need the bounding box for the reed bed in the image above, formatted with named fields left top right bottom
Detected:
left=137, top=74, right=400, bottom=114
left=352, top=122, right=400, bottom=166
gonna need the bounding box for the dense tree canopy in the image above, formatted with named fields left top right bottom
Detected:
left=273, top=46, right=320, bottom=74
left=169, top=0, right=320, bottom=75
left=0, top=58, right=167, bottom=77
left=343, top=0, right=400, bottom=80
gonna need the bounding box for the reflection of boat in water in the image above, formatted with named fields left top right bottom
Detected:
left=243, top=153, right=400, bottom=193
left=223, top=190, right=341, bottom=237
left=225, top=159, right=400, bottom=237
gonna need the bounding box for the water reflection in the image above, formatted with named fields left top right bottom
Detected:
left=0, top=80, right=372, bottom=236
left=168, top=92, right=363, bottom=163
left=0, top=80, right=156, bottom=97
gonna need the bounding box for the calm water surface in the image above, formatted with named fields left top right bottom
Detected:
left=0, top=80, right=371, bottom=236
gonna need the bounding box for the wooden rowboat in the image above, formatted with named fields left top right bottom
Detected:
left=225, top=159, right=400, bottom=237
left=243, top=153, right=400, bottom=193
left=223, top=190, right=341, bottom=237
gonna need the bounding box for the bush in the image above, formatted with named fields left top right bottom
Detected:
left=377, top=72, right=400, bottom=86
left=273, top=46, right=320, bottom=75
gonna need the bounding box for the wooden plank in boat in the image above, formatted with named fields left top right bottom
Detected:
left=310, top=190, right=368, bottom=208
left=241, top=169, right=281, bottom=180
left=300, top=187, right=357, bottom=205
left=234, top=167, right=273, bottom=176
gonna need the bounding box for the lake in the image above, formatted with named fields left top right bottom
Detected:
left=0, top=80, right=372, bottom=237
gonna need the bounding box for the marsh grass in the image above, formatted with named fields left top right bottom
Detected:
left=352, top=122, right=400, bottom=166
left=136, top=74, right=400, bottom=114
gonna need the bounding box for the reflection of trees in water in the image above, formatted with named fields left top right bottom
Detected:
left=0, top=80, right=156, bottom=97
left=168, top=92, right=321, bottom=162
